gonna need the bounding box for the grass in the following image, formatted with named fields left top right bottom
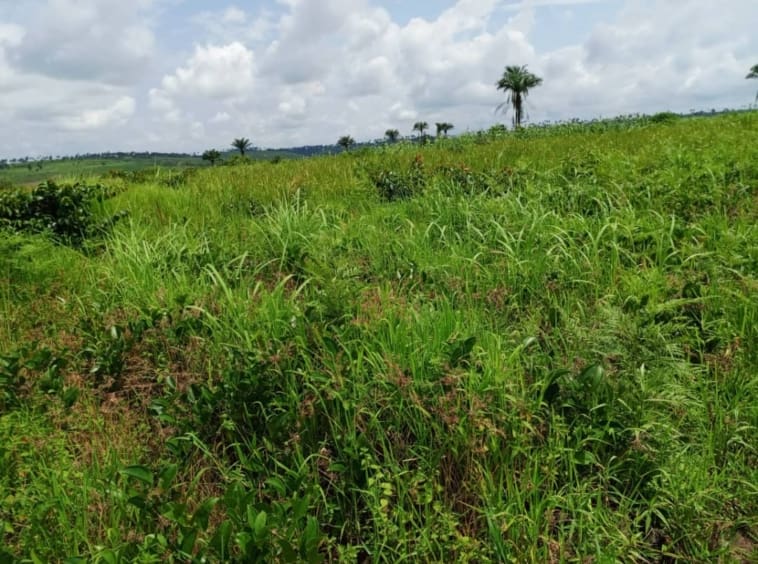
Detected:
left=0, top=150, right=304, bottom=187
left=0, top=155, right=206, bottom=187
left=1, top=112, right=757, bottom=562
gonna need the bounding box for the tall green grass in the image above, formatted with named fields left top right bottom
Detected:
left=1, top=112, right=756, bottom=562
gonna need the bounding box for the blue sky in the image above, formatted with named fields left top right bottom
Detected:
left=0, top=0, right=755, bottom=158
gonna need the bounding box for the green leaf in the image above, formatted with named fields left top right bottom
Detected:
left=180, top=526, right=198, bottom=554
left=193, top=497, right=219, bottom=530
left=119, top=465, right=154, bottom=485
left=97, top=549, right=119, bottom=564
left=301, top=516, right=320, bottom=562
left=448, top=336, right=476, bottom=368
left=62, top=386, right=79, bottom=408
left=158, top=463, right=178, bottom=491
left=254, top=510, right=268, bottom=540
left=578, top=364, right=604, bottom=389
left=292, top=496, right=309, bottom=521
left=210, top=520, right=234, bottom=558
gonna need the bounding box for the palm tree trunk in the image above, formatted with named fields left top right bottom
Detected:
left=514, top=93, right=523, bottom=129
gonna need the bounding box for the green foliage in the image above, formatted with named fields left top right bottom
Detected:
left=496, top=64, right=543, bottom=128
left=1, top=111, right=757, bottom=562
left=337, top=135, right=355, bottom=152
left=384, top=129, right=400, bottom=143
left=650, top=111, right=680, bottom=123
left=232, top=137, right=253, bottom=156
left=225, top=154, right=254, bottom=167
left=0, top=180, right=125, bottom=247
left=202, top=149, right=222, bottom=166
left=365, top=154, right=426, bottom=201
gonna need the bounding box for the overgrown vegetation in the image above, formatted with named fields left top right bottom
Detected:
left=0, top=180, right=126, bottom=247
left=1, top=112, right=756, bottom=562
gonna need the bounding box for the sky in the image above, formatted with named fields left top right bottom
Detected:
left=0, top=0, right=756, bottom=159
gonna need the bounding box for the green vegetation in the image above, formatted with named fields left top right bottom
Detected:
left=436, top=122, right=454, bottom=138
left=337, top=135, right=356, bottom=152
left=384, top=129, right=400, bottom=143
left=413, top=121, right=429, bottom=140
left=0, top=154, right=203, bottom=186
left=1, top=112, right=757, bottom=562
left=497, top=65, right=544, bottom=128
left=232, top=138, right=253, bottom=156
left=202, top=149, right=222, bottom=167
left=748, top=64, right=758, bottom=101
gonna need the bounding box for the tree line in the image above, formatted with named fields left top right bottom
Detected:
left=202, top=62, right=757, bottom=162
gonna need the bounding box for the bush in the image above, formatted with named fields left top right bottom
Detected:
left=0, top=180, right=126, bottom=247
left=365, top=154, right=426, bottom=201
left=650, top=111, right=680, bottom=124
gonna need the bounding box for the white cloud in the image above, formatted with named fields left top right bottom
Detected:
left=0, top=23, right=26, bottom=47
left=191, top=5, right=275, bottom=44
left=223, top=6, right=247, bottom=24
left=12, top=0, right=157, bottom=84
left=158, top=42, right=255, bottom=99
left=210, top=111, right=232, bottom=124
left=56, top=96, right=136, bottom=131
left=0, top=0, right=756, bottom=157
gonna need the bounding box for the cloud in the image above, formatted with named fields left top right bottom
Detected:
left=56, top=96, right=136, bottom=131
left=0, top=0, right=756, bottom=158
left=0, top=23, right=26, bottom=47
left=190, top=5, right=276, bottom=44
left=12, top=0, right=157, bottom=84
left=157, top=42, right=255, bottom=100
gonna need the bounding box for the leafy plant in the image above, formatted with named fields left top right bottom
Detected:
left=202, top=149, right=222, bottom=166
left=366, top=154, right=426, bottom=201
left=0, top=180, right=125, bottom=247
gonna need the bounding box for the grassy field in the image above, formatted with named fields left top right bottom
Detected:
left=0, top=155, right=205, bottom=187
left=1, top=112, right=756, bottom=562
left=0, top=150, right=304, bottom=187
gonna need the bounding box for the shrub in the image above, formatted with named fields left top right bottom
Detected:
left=366, top=154, right=426, bottom=201
left=650, top=111, right=680, bottom=124
left=0, top=180, right=126, bottom=247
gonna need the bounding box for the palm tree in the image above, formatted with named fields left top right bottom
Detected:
left=202, top=149, right=221, bottom=166
left=436, top=122, right=454, bottom=137
left=231, top=137, right=252, bottom=156
left=496, top=65, right=543, bottom=129
left=412, top=121, right=428, bottom=143
left=412, top=121, right=428, bottom=137
left=385, top=129, right=400, bottom=143
left=747, top=64, right=758, bottom=102
left=337, top=135, right=355, bottom=152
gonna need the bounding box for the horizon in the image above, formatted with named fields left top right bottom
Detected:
left=1, top=0, right=756, bottom=160
left=0, top=106, right=753, bottom=163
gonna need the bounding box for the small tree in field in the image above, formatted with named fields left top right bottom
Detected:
left=231, top=137, right=252, bottom=155
left=496, top=65, right=543, bottom=129
left=436, top=122, right=454, bottom=137
left=412, top=121, right=428, bottom=141
left=747, top=64, right=758, bottom=102
left=385, top=129, right=400, bottom=143
left=337, top=135, right=355, bottom=152
left=202, top=149, right=221, bottom=166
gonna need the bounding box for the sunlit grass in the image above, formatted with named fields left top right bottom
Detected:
left=1, top=112, right=756, bottom=562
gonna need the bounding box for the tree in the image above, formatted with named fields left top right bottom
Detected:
left=231, top=137, right=252, bottom=156
left=412, top=121, right=428, bottom=140
left=496, top=65, right=543, bottom=129
left=337, top=135, right=355, bottom=152
left=747, top=64, right=758, bottom=101
left=436, top=122, right=454, bottom=137
left=202, top=149, right=221, bottom=166
left=385, top=129, right=400, bottom=143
